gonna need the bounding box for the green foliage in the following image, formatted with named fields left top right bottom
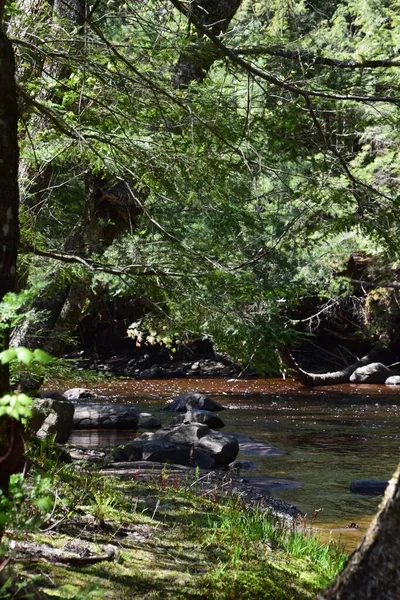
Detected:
left=0, top=472, right=53, bottom=530
left=12, top=0, right=400, bottom=366
left=0, top=347, right=52, bottom=367
left=0, top=393, right=32, bottom=422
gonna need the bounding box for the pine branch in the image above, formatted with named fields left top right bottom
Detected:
left=168, top=0, right=400, bottom=105
left=233, top=46, right=400, bottom=70
left=22, top=244, right=202, bottom=278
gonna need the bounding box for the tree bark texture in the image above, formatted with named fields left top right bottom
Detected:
left=0, top=25, right=20, bottom=393
left=319, top=463, right=400, bottom=600
left=0, top=10, right=26, bottom=505
left=279, top=345, right=384, bottom=386
left=173, top=0, right=242, bottom=87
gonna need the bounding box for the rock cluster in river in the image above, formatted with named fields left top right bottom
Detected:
left=30, top=388, right=240, bottom=470
left=111, top=392, right=239, bottom=469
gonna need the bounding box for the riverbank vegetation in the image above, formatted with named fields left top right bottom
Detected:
left=1, top=438, right=347, bottom=599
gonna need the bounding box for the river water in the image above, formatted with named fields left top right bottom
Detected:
left=67, top=377, right=400, bottom=549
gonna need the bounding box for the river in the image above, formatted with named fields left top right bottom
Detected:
left=67, top=377, right=400, bottom=549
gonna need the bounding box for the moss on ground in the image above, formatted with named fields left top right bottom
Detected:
left=6, top=475, right=346, bottom=599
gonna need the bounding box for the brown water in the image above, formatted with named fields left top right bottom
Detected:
left=67, top=378, right=400, bottom=549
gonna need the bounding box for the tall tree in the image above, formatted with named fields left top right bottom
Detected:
left=0, top=1, right=20, bottom=393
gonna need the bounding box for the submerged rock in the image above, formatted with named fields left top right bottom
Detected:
left=350, top=480, right=388, bottom=495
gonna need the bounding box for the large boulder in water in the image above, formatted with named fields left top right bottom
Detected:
left=113, top=440, right=215, bottom=469
left=73, top=403, right=139, bottom=429
left=163, top=392, right=224, bottom=412
left=349, top=362, right=391, bottom=384
left=113, top=422, right=238, bottom=467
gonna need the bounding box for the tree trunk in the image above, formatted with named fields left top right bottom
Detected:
left=279, top=345, right=384, bottom=386
left=319, top=462, right=400, bottom=600
left=0, top=18, right=20, bottom=393
left=173, top=0, right=242, bottom=87
left=0, top=1, right=26, bottom=505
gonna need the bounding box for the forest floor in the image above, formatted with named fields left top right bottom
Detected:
left=4, top=460, right=347, bottom=600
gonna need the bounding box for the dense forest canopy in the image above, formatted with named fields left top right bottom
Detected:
left=3, top=0, right=400, bottom=371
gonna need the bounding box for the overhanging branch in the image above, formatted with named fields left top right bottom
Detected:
left=233, top=46, right=400, bottom=70
left=22, top=245, right=203, bottom=278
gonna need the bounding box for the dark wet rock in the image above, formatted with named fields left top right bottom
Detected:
left=163, top=392, right=224, bottom=413
left=113, top=422, right=239, bottom=467
left=138, top=417, right=162, bottom=430
left=143, top=441, right=215, bottom=469
left=138, top=366, right=164, bottom=379
left=385, top=375, right=400, bottom=386
left=64, top=387, right=97, bottom=400
left=38, top=391, right=68, bottom=402
left=30, top=398, right=75, bottom=444
left=111, top=442, right=143, bottom=462
left=171, top=408, right=225, bottom=430
left=73, top=403, right=139, bottom=429
left=350, top=479, right=389, bottom=495
left=349, top=362, right=391, bottom=384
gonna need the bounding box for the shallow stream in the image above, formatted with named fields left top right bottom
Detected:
left=67, top=378, right=400, bottom=549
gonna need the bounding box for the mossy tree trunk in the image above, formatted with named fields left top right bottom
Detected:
left=173, top=0, right=242, bottom=87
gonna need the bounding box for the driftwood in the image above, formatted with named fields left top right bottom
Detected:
left=279, top=345, right=384, bottom=386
